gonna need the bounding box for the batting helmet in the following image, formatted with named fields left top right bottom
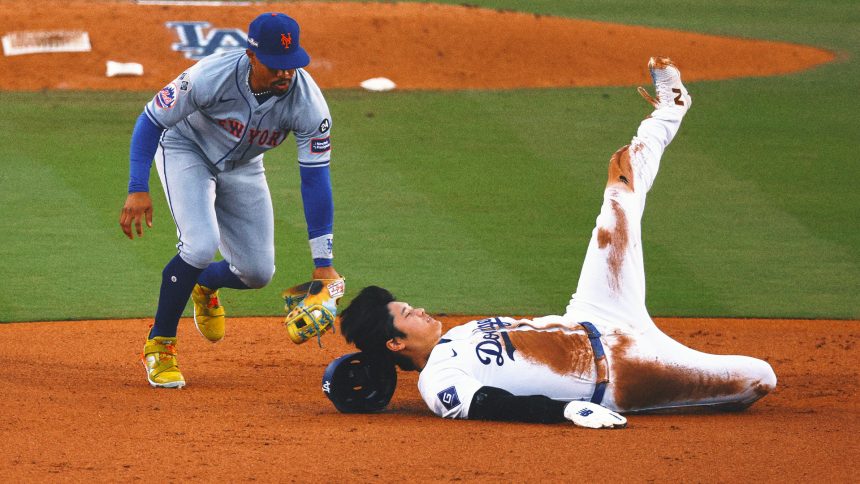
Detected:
left=322, top=352, right=397, bottom=413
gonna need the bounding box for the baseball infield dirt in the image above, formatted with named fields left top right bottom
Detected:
left=0, top=317, right=857, bottom=481
left=0, top=1, right=855, bottom=482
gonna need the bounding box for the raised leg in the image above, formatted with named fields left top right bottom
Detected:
left=565, top=57, right=691, bottom=331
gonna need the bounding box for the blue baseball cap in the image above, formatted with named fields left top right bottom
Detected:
left=247, top=12, right=310, bottom=70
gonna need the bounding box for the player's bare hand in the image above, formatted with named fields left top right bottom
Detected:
left=312, top=266, right=340, bottom=280
left=120, top=192, right=153, bottom=239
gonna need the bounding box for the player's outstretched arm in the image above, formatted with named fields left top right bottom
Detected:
left=119, top=192, right=153, bottom=240
left=468, top=386, right=626, bottom=428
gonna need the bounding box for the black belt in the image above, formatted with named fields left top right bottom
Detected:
left=578, top=321, right=609, bottom=405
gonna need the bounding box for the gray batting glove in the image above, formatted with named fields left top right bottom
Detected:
left=563, top=401, right=627, bottom=429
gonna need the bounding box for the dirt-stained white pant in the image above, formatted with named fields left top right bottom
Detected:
left=564, top=115, right=777, bottom=413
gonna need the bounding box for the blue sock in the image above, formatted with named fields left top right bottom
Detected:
left=149, top=254, right=204, bottom=338
left=197, top=260, right=250, bottom=290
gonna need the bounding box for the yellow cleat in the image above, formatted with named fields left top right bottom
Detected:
left=141, top=336, right=185, bottom=388
left=191, top=284, right=225, bottom=342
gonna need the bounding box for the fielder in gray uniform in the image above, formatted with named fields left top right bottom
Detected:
left=119, top=12, right=340, bottom=388
left=336, top=58, right=777, bottom=428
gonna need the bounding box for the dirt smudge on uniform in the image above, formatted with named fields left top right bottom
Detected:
left=596, top=199, right=628, bottom=293
left=610, top=339, right=746, bottom=411
left=607, top=145, right=635, bottom=191
left=508, top=329, right=594, bottom=377
left=597, top=228, right=612, bottom=247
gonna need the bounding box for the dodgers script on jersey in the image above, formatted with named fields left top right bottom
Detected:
left=144, top=49, right=332, bottom=169
left=418, top=316, right=604, bottom=419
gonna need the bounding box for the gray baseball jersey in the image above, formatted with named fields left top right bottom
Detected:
left=144, top=48, right=332, bottom=168
left=142, top=48, right=333, bottom=281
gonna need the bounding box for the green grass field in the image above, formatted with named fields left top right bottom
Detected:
left=0, top=0, right=857, bottom=322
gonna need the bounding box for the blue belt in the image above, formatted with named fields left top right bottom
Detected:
left=578, top=321, right=609, bottom=405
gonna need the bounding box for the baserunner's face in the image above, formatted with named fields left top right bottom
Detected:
left=388, top=301, right=443, bottom=348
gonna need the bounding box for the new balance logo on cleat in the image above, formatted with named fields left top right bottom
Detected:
left=673, top=88, right=685, bottom=106
left=577, top=408, right=594, bottom=417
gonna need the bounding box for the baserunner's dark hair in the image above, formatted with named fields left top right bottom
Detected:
left=339, top=286, right=416, bottom=371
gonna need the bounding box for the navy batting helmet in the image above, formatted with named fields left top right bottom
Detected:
left=322, top=352, right=397, bottom=413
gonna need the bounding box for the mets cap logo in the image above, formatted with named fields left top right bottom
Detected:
left=155, top=82, right=177, bottom=109
left=281, top=32, right=292, bottom=49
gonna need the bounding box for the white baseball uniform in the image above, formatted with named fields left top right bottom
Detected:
left=418, top=114, right=777, bottom=419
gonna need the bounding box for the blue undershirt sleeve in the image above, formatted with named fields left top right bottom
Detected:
left=299, top=164, right=334, bottom=267
left=128, top=112, right=164, bottom=193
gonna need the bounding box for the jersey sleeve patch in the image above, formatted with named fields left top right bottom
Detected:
left=437, top=386, right=462, bottom=411
left=154, top=82, right=178, bottom=110
left=311, top=137, right=331, bottom=154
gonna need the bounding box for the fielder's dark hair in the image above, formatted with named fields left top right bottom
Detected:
left=339, top=286, right=416, bottom=371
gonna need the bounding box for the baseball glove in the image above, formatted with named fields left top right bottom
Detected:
left=283, top=278, right=345, bottom=346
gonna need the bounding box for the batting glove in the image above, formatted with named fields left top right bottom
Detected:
left=563, top=401, right=627, bottom=429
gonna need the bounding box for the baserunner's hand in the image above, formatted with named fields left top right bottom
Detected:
left=563, top=401, right=627, bottom=429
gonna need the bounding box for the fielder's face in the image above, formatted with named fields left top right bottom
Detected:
left=387, top=302, right=443, bottom=351
left=247, top=51, right=295, bottom=94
